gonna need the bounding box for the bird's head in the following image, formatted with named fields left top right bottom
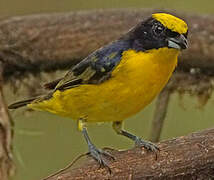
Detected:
left=127, top=13, right=188, bottom=51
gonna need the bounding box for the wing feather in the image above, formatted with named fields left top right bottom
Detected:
left=54, top=40, right=130, bottom=91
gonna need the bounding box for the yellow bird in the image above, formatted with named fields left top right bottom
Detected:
left=9, top=13, right=188, bottom=167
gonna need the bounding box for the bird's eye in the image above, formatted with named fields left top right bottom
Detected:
left=153, top=25, right=164, bottom=36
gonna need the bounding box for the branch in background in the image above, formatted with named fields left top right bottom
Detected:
left=149, top=88, right=171, bottom=142
left=0, top=63, right=14, bottom=180
left=0, top=9, right=214, bottom=81
left=43, top=128, right=214, bottom=180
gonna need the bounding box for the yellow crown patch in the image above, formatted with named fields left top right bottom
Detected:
left=152, top=13, right=188, bottom=34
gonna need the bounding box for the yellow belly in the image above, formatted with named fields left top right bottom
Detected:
left=28, top=48, right=179, bottom=123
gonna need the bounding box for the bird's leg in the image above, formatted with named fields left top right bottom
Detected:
left=78, top=120, right=114, bottom=170
left=112, top=121, right=159, bottom=152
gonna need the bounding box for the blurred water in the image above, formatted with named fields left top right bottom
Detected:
left=1, top=1, right=214, bottom=180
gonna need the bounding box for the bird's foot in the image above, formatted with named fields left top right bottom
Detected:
left=135, top=137, right=159, bottom=152
left=88, top=143, right=115, bottom=173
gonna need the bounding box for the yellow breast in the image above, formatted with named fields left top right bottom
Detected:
left=29, top=48, right=179, bottom=123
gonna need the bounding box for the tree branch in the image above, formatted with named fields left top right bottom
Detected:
left=149, top=88, right=171, bottom=142
left=0, top=9, right=214, bottom=81
left=43, top=128, right=214, bottom=180
left=0, top=63, right=14, bottom=180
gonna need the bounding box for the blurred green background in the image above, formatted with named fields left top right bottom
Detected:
left=1, top=0, right=214, bottom=180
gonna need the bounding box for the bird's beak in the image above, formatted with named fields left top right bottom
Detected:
left=167, top=34, right=188, bottom=50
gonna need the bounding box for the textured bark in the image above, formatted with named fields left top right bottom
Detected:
left=43, top=128, right=214, bottom=180
left=0, top=63, right=14, bottom=180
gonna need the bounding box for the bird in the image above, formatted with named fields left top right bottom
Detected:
left=9, top=13, right=188, bottom=168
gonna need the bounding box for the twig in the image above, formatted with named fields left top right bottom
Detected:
left=42, top=153, right=88, bottom=180
left=149, top=88, right=171, bottom=142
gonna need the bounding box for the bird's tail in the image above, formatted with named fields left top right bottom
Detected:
left=8, top=97, right=36, bottom=109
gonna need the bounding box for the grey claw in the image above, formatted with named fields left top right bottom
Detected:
left=88, top=144, right=114, bottom=173
left=135, top=137, right=159, bottom=152
left=101, top=150, right=116, bottom=160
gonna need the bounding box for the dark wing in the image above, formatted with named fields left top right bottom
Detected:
left=54, top=40, right=130, bottom=91
left=43, top=78, right=63, bottom=90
